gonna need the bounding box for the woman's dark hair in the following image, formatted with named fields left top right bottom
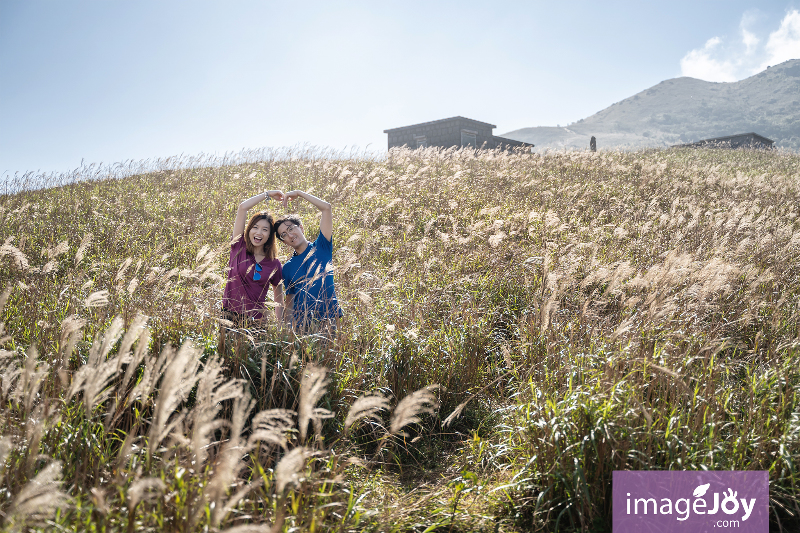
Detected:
left=244, top=211, right=278, bottom=260
left=273, top=214, right=303, bottom=241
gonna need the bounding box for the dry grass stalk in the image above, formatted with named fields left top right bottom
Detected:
left=68, top=316, right=129, bottom=414
left=58, top=314, right=86, bottom=362
left=297, top=364, right=333, bottom=444
left=390, top=385, right=440, bottom=436
left=74, top=233, right=93, bottom=264
left=0, top=436, right=12, bottom=490
left=0, top=241, right=29, bottom=271
left=120, top=324, right=151, bottom=393
left=0, top=351, right=21, bottom=401
left=220, top=525, right=272, bottom=533
left=11, top=345, right=49, bottom=416
left=127, top=477, right=166, bottom=511
left=7, top=460, right=69, bottom=526
left=274, top=446, right=312, bottom=495
left=344, top=392, right=390, bottom=434
left=202, top=391, right=254, bottom=528
left=443, top=372, right=509, bottom=428
left=83, top=289, right=111, bottom=308
left=115, top=314, right=148, bottom=372
left=147, top=341, right=203, bottom=452
left=249, top=409, right=296, bottom=449
left=129, top=343, right=171, bottom=405
left=0, top=285, right=12, bottom=313
left=191, top=355, right=245, bottom=464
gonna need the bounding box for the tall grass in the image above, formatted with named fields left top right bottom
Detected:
left=1, top=145, right=800, bottom=531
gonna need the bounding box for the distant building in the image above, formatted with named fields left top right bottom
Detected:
left=384, top=116, right=533, bottom=151
left=674, top=132, right=774, bottom=149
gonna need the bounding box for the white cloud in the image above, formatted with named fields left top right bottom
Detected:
left=760, top=9, right=800, bottom=69
left=680, top=9, right=800, bottom=82
left=680, top=37, right=739, bottom=82
left=740, top=11, right=760, bottom=57
left=742, top=29, right=759, bottom=55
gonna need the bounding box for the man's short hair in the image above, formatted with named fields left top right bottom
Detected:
left=273, top=214, right=303, bottom=241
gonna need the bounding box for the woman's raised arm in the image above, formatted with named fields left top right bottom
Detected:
left=232, top=190, right=284, bottom=240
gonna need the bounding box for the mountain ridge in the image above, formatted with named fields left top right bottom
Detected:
left=502, top=58, right=800, bottom=151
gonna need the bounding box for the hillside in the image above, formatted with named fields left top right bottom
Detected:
left=2, top=147, right=800, bottom=530
left=504, top=58, right=800, bottom=151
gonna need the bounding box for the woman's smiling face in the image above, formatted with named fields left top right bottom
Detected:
left=248, top=219, right=272, bottom=250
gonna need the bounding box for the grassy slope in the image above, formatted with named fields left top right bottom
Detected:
left=1, top=147, right=800, bottom=531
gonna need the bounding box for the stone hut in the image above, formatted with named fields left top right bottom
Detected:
left=384, top=117, right=533, bottom=151
left=674, top=132, right=774, bottom=149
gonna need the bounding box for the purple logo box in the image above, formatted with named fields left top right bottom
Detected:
left=613, top=470, right=768, bottom=533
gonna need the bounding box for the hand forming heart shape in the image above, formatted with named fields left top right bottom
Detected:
left=265, top=189, right=305, bottom=210
left=266, top=190, right=285, bottom=203
left=282, top=190, right=301, bottom=210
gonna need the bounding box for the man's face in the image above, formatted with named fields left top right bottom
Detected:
left=277, top=221, right=304, bottom=248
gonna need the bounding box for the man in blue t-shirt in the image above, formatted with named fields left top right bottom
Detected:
left=273, top=191, right=342, bottom=333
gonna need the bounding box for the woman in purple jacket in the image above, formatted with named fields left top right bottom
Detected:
left=222, top=190, right=285, bottom=325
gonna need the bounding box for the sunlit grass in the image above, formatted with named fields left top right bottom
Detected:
left=1, top=145, right=800, bottom=531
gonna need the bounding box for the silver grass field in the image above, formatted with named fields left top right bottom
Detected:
left=1, top=146, right=800, bottom=531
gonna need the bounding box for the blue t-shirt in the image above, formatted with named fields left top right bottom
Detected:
left=282, top=232, right=343, bottom=325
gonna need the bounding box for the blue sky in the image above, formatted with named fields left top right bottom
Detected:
left=1, top=1, right=799, bottom=176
